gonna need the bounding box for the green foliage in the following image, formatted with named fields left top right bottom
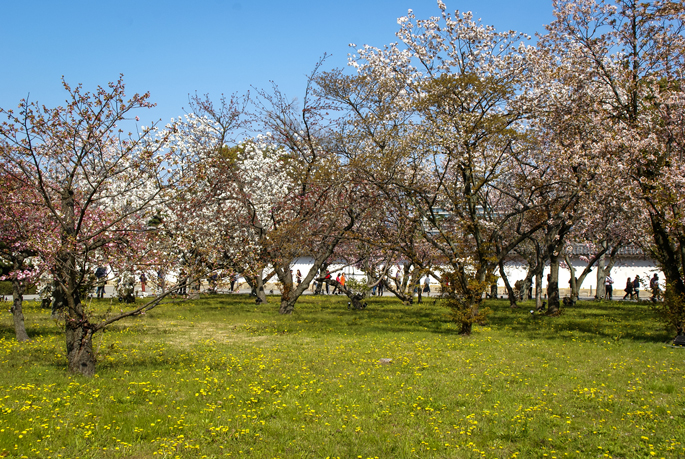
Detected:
left=145, top=215, right=164, bottom=227
left=220, top=144, right=243, bottom=162
left=0, top=281, right=36, bottom=295
left=653, top=282, right=685, bottom=335
left=440, top=271, right=493, bottom=335
left=0, top=258, right=11, bottom=277
left=0, top=296, right=683, bottom=458
left=345, top=276, right=370, bottom=296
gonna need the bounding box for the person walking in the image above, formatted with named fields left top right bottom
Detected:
left=604, top=274, right=614, bottom=300
left=650, top=274, right=660, bottom=302
left=324, top=270, right=331, bottom=295
left=207, top=273, right=218, bottom=293
left=423, top=277, right=431, bottom=297
left=333, top=274, right=341, bottom=295
left=95, top=266, right=107, bottom=299
left=340, top=272, right=346, bottom=290
left=623, top=277, right=633, bottom=300
left=139, top=272, right=147, bottom=293
left=633, top=275, right=641, bottom=301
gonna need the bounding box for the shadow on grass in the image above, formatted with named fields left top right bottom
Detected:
left=3, top=294, right=674, bottom=374
left=485, top=298, right=672, bottom=343
left=124, top=294, right=673, bottom=344
left=0, top=314, right=65, bottom=341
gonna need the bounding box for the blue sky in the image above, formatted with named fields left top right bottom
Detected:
left=1, top=0, right=554, bottom=125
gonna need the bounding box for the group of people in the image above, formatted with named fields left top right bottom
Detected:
left=569, top=272, right=661, bottom=302
left=92, top=267, right=167, bottom=300
left=313, top=270, right=347, bottom=295
left=605, top=273, right=662, bottom=301
left=89, top=263, right=443, bottom=300
left=621, top=274, right=661, bottom=301
left=90, top=265, right=664, bottom=304
left=419, top=278, right=431, bottom=296
left=92, top=266, right=137, bottom=303
left=97, top=267, right=247, bottom=298
left=414, top=278, right=432, bottom=304
left=620, top=276, right=639, bottom=300
left=310, top=270, right=432, bottom=298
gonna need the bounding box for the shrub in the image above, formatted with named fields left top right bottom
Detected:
left=440, top=271, right=492, bottom=335
left=652, top=282, right=685, bottom=337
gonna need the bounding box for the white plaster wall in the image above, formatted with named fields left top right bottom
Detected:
left=496, top=258, right=663, bottom=297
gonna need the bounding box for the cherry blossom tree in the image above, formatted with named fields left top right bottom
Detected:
left=0, top=169, right=56, bottom=341
left=544, top=0, right=685, bottom=332
left=0, top=76, right=185, bottom=375
left=562, top=181, right=644, bottom=301
left=166, top=66, right=365, bottom=315
left=322, top=4, right=556, bottom=332
left=323, top=194, right=425, bottom=308
left=151, top=93, right=254, bottom=299
left=247, top=63, right=375, bottom=314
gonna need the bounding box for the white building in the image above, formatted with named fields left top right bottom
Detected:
left=497, top=245, right=662, bottom=298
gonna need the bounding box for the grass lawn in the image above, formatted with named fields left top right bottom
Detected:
left=0, top=294, right=683, bottom=458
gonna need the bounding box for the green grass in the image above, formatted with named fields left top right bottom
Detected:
left=0, top=295, right=683, bottom=458
left=0, top=282, right=36, bottom=296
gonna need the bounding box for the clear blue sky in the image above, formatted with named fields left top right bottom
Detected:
left=1, top=0, right=554, bottom=125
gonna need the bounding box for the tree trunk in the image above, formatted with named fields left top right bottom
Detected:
left=338, top=279, right=368, bottom=309
left=64, top=287, right=97, bottom=376
left=61, top=267, right=97, bottom=376
left=521, top=271, right=534, bottom=301
left=382, top=280, right=413, bottom=304
left=255, top=273, right=267, bottom=304
left=244, top=272, right=268, bottom=303
left=535, top=271, right=543, bottom=310
left=279, top=298, right=296, bottom=314
left=56, top=187, right=97, bottom=376
left=65, top=316, right=96, bottom=376
left=51, top=280, right=67, bottom=320
left=276, top=257, right=327, bottom=314
left=498, top=260, right=518, bottom=308
left=11, top=277, right=29, bottom=342
left=277, top=268, right=295, bottom=313
left=650, top=216, right=685, bottom=297
left=604, top=246, right=620, bottom=275
left=567, top=245, right=610, bottom=300
left=275, top=214, right=357, bottom=314
left=596, top=253, right=607, bottom=300
left=563, top=252, right=578, bottom=301
left=547, top=254, right=560, bottom=314
left=314, top=263, right=328, bottom=295
left=350, top=294, right=366, bottom=309
left=409, top=269, right=424, bottom=304
left=384, top=263, right=418, bottom=305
